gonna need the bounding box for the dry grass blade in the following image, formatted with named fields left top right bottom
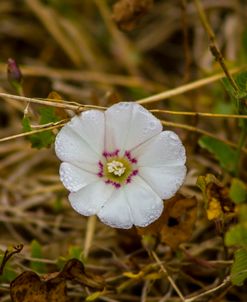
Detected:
left=1, top=1, right=247, bottom=301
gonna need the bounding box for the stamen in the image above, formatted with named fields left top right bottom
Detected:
left=107, top=160, right=126, bottom=176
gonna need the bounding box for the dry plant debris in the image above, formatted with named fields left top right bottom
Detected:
left=0, top=0, right=247, bottom=301
left=10, top=259, right=104, bottom=302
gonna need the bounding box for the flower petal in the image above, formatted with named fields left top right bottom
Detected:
left=55, top=124, right=99, bottom=167
left=133, top=131, right=186, bottom=167
left=124, top=176, right=164, bottom=227
left=139, top=165, right=186, bottom=199
left=105, top=102, right=162, bottom=153
left=67, top=110, right=105, bottom=155
left=98, top=189, right=133, bottom=229
left=69, top=181, right=114, bottom=216
left=59, top=162, right=98, bottom=192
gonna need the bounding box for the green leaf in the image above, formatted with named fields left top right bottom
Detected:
left=0, top=251, right=17, bottom=282
left=239, top=204, right=247, bottom=222
left=53, top=196, right=63, bottom=213
left=22, top=115, right=32, bottom=131
left=222, top=72, right=247, bottom=131
left=30, top=240, right=45, bottom=273
left=198, top=136, right=237, bottom=173
left=225, top=225, right=247, bottom=247
left=213, top=101, right=234, bottom=115
left=22, top=107, right=59, bottom=149
left=39, top=107, right=59, bottom=124
left=68, top=246, right=84, bottom=261
left=221, top=77, right=234, bottom=95
left=231, top=248, right=247, bottom=286
left=239, top=29, right=247, bottom=64
left=230, top=178, right=247, bottom=204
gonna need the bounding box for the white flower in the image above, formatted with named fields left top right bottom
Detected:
left=55, top=102, right=186, bottom=229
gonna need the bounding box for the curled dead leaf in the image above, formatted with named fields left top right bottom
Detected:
left=197, top=174, right=235, bottom=221
left=10, top=258, right=105, bottom=302
left=112, top=0, right=154, bottom=31
left=137, top=194, right=198, bottom=249
left=0, top=244, right=23, bottom=276
left=47, top=91, right=69, bottom=119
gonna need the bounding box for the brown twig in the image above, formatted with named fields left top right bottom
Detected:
left=137, top=66, right=244, bottom=105
left=180, top=0, right=191, bottom=82
left=151, top=251, right=185, bottom=302
left=0, top=244, right=24, bottom=275
left=185, top=276, right=231, bottom=302
left=161, top=120, right=247, bottom=154
left=193, top=0, right=239, bottom=93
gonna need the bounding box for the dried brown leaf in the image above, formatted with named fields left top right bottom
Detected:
left=10, top=259, right=105, bottom=302
left=160, top=196, right=198, bottom=249
left=197, top=174, right=235, bottom=221
left=47, top=91, right=68, bottom=119
left=138, top=194, right=198, bottom=249
left=112, top=0, right=154, bottom=31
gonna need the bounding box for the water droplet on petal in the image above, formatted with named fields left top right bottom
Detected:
left=143, top=127, right=148, bottom=134
left=168, top=132, right=178, bottom=141
left=149, top=120, right=157, bottom=130
left=119, top=102, right=130, bottom=109
left=138, top=105, right=147, bottom=114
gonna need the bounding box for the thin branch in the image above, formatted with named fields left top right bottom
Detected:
left=151, top=251, right=185, bottom=302
left=0, top=92, right=105, bottom=111
left=184, top=276, right=231, bottom=302
left=193, top=0, right=239, bottom=92
left=2, top=93, right=247, bottom=119
left=1, top=93, right=247, bottom=153
left=161, top=120, right=247, bottom=154
left=137, top=66, right=243, bottom=105
left=0, top=122, right=66, bottom=143
left=151, top=109, right=247, bottom=119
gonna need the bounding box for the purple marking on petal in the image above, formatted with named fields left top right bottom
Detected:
left=124, top=150, right=138, bottom=164
left=125, top=169, right=138, bottom=184
left=132, top=169, right=138, bottom=176
left=103, top=151, right=108, bottom=157
left=104, top=179, right=122, bottom=189
left=103, top=149, right=120, bottom=158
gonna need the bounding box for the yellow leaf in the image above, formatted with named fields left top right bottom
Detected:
left=86, top=290, right=106, bottom=301
left=207, top=197, right=222, bottom=220
left=197, top=174, right=235, bottom=221
left=144, top=272, right=163, bottom=280
left=123, top=271, right=144, bottom=279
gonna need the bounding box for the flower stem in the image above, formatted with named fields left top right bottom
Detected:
left=84, top=215, right=97, bottom=258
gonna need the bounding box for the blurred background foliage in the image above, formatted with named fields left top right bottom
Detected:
left=0, top=0, right=247, bottom=301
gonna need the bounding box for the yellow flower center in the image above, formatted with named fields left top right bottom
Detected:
left=107, top=160, right=126, bottom=176
left=98, top=151, right=139, bottom=188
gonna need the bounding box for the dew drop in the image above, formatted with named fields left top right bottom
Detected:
left=119, top=102, right=130, bottom=109
left=168, top=131, right=178, bottom=141
left=149, top=120, right=157, bottom=130
left=143, top=127, right=148, bottom=134
left=138, top=105, right=146, bottom=113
